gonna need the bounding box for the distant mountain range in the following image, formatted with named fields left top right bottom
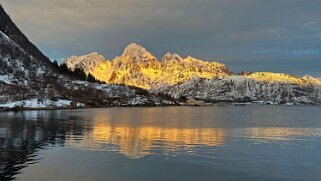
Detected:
left=65, top=43, right=229, bottom=89
left=65, top=44, right=321, bottom=89
left=64, top=44, right=321, bottom=104
left=0, top=4, right=320, bottom=108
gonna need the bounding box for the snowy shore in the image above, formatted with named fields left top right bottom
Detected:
left=0, top=99, right=84, bottom=111
left=0, top=98, right=318, bottom=112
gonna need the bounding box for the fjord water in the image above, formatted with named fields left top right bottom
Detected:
left=1, top=106, right=321, bottom=181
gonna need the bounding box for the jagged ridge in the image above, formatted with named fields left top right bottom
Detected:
left=65, top=43, right=321, bottom=90
left=65, top=43, right=230, bottom=89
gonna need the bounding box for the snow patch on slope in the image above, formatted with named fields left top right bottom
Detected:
left=0, top=74, right=14, bottom=84
left=0, top=99, right=84, bottom=109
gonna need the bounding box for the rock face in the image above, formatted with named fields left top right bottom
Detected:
left=65, top=43, right=230, bottom=89
left=65, top=52, right=108, bottom=72
left=246, top=72, right=321, bottom=86
left=151, top=76, right=321, bottom=104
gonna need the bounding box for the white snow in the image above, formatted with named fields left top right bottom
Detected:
left=126, top=96, right=149, bottom=105
left=0, top=74, right=14, bottom=84
left=151, top=76, right=321, bottom=104
left=0, top=99, right=84, bottom=109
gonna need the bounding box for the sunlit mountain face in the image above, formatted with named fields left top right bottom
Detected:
left=247, top=73, right=321, bottom=86
left=65, top=43, right=230, bottom=89
left=65, top=43, right=321, bottom=90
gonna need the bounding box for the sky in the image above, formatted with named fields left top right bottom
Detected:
left=1, top=0, right=321, bottom=76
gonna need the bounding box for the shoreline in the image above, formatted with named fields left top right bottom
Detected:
left=1, top=102, right=319, bottom=112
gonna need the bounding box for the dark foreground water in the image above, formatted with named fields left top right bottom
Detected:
left=1, top=105, right=321, bottom=181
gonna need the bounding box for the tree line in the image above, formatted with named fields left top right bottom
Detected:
left=53, top=61, right=105, bottom=84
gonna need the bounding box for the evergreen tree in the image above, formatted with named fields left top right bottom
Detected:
left=73, top=67, right=87, bottom=81
left=53, top=60, right=59, bottom=69
left=59, top=63, right=72, bottom=75
left=56, top=63, right=106, bottom=83
left=87, top=73, right=96, bottom=82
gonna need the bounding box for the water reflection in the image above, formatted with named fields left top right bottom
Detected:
left=68, top=124, right=227, bottom=159
left=245, top=128, right=321, bottom=141
left=0, top=111, right=89, bottom=180
left=1, top=106, right=321, bottom=180
left=65, top=107, right=228, bottom=158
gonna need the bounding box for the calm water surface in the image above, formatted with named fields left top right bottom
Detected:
left=1, top=105, right=321, bottom=181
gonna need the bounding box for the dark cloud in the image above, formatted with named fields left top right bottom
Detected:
left=2, top=0, right=321, bottom=76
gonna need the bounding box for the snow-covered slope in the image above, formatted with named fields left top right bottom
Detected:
left=0, top=5, right=51, bottom=65
left=0, top=4, right=56, bottom=86
left=0, top=31, right=47, bottom=84
left=151, top=76, right=321, bottom=104
left=65, top=43, right=229, bottom=89
left=0, top=99, right=84, bottom=109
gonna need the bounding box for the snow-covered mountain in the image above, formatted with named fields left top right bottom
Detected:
left=1, top=3, right=320, bottom=107
left=0, top=5, right=175, bottom=108
left=65, top=43, right=230, bottom=89
left=0, top=5, right=55, bottom=84
left=65, top=52, right=108, bottom=72
left=151, top=76, right=321, bottom=104
left=64, top=43, right=321, bottom=104
left=0, top=5, right=52, bottom=65
left=246, top=72, right=321, bottom=86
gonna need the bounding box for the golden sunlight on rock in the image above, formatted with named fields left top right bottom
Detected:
left=65, top=43, right=229, bottom=89
left=65, top=43, right=321, bottom=90
left=247, top=72, right=321, bottom=86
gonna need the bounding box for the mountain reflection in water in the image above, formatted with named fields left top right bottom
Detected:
left=1, top=106, right=321, bottom=181
left=68, top=125, right=227, bottom=159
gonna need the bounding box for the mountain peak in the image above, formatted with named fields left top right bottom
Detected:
left=65, top=52, right=108, bottom=72
left=162, top=52, right=183, bottom=62
left=88, top=52, right=100, bottom=56
left=67, top=52, right=106, bottom=61
left=302, top=74, right=321, bottom=85
left=124, top=43, right=144, bottom=50
left=121, top=43, right=156, bottom=61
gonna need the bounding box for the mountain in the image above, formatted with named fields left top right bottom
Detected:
left=0, top=5, right=175, bottom=108
left=64, top=43, right=321, bottom=104
left=246, top=72, right=321, bottom=86
left=151, top=75, right=321, bottom=104
left=65, top=43, right=230, bottom=89
left=0, top=4, right=59, bottom=88
left=1, top=3, right=320, bottom=107
left=0, top=5, right=51, bottom=65
left=65, top=52, right=108, bottom=73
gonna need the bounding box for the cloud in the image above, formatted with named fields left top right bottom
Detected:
left=1, top=0, right=321, bottom=76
